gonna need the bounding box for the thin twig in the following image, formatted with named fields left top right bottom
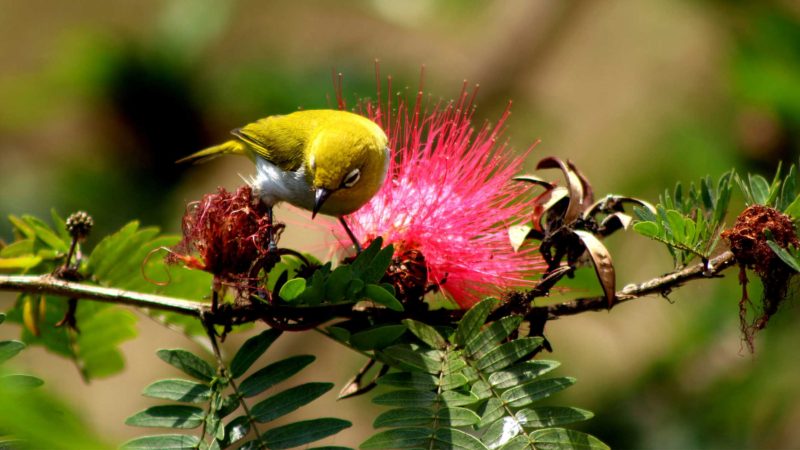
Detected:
left=545, top=251, right=736, bottom=318
left=202, top=316, right=265, bottom=447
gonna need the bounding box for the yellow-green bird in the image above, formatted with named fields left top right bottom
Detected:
left=178, top=109, right=390, bottom=248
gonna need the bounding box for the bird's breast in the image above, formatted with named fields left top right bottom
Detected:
left=254, top=157, right=314, bottom=210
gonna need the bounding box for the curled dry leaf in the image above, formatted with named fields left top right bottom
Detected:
left=583, top=195, right=657, bottom=221
left=598, top=212, right=633, bottom=236
left=536, top=157, right=585, bottom=225
left=574, top=230, right=616, bottom=307
left=568, top=161, right=594, bottom=207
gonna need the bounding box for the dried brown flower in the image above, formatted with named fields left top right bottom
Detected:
left=168, top=186, right=277, bottom=291
left=722, top=204, right=798, bottom=349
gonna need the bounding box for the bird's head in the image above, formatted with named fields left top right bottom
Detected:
left=307, top=116, right=389, bottom=218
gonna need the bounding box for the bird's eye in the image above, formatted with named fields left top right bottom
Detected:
left=342, top=169, right=361, bottom=188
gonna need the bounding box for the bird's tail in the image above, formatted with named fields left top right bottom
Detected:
left=176, top=140, right=246, bottom=164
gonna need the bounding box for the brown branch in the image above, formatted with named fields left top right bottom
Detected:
left=545, top=250, right=736, bottom=317
left=0, top=274, right=205, bottom=316
left=0, top=251, right=738, bottom=328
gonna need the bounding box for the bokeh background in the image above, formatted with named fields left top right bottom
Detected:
left=2, top=0, right=800, bottom=448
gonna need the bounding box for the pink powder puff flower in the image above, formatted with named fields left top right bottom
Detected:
left=336, top=77, right=544, bottom=309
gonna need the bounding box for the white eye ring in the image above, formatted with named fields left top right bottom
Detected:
left=342, top=168, right=361, bottom=188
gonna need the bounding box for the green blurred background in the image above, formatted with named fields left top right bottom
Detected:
left=1, top=0, right=799, bottom=448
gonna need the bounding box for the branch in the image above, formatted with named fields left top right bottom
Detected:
left=0, top=274, right=204, bottom=316
left=0, top=250, right=738, bottom=328
left=545, top=250, right=736, bottom=317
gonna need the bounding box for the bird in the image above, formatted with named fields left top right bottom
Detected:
left=178, top=109, right=390, bottom=250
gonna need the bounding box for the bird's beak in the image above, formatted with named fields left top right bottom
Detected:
left=312, top=187, right=333, bottom=219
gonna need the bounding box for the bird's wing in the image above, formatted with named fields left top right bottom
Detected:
left=232, top=116, right=307, bottom=172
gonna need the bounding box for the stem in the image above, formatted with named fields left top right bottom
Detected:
left=202, top=316, right=264, bottom=448
left=0, top=274, right=204, bottom=316
left=0, top=251, right=737, bottom=328
left=338, top=217, right=362, bottom=253
left=545, top=250, right=736, bottom=317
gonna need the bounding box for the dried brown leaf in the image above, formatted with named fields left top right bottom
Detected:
left=574, top=230, right=616, bottom=307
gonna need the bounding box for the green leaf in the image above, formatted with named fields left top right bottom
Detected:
left=88, top=222, right=150, bottom=280
left=326, top=326, right=350, bottom=343
left=346, top=279, right=366, bottom=299
left=223, top=415, right=250, bottom=447
left=349, top=237, right=383, bottom=276
left=476, top=337, right=543, bottom=373
left=530, top=428, right=609, bottom=449
left=478, top=398, right=506, bottom=428
left=665, top=210, right=686, bottom=243
left=125, top=405, right=205, bottom=429
left=361, top=428, right=432, bottom=448
left=515, top=406, right=594, bottom=428
left=482, top=416, right=524, bottom=448
left=1, top=374, right=44, bottom=390
left=230, top=328, right=282, bottom=378
left=379, top=345, right=443, bottom=374
left=784, top=194, right=800, bottom=219
left=498, top=435, right=534, bottom=450
left=239, top=355, right=315, bottom=398
left=22, top=215, right=69, bottom=252
left=402, top=319, right=447, bottom=349
left=350, top=325, right=407, bottom=351
left=297, top=268, right=328, bottom=305
left=373, top=390, right=437, bottom=408
left=453, top=297, right=498, bottom=346
left=436, top=407, right=482, bottom=426
left=8, top=215, right=35, bottom=239
left=156, top=349, right=215, bottom=382
left=121, top=434, right=201, bottom=449
left=258, top=418, right=351, bottom=450
left=439, top=390, right=480, bottom=407
left=360, top=244, right=395, bottom=284
left=766, top=240, right=800, bottom=272
left=279, top=278, right=307, bottom=302
left=142, top=379, right=211, bottom=403
left=714, top=171, right=733, bottom=224
left=0, top=255, right=42, bottom=270
left=781, top=165, right=797, bottom=211
left=216, top=394, right=240, bottom=419
left=749, top=174, right=771, bottom=205
left=465, top=316, right=523, bottom=358
left=74, top=305, right=138, bottom=378
left=325, top=266, right=353, bottom=301
left=364, top=284, right=403, bottom=311
left=441, top=372, right=469, bottom=391
left=376, top=372, right=438, bottom=390
left=488, top=360, right=561, bottom=389
left=49, top=209, right=70, bottom=242
left=373, top=407, right=480, bottom=428
left=443, top=351, right=467, bottom=375
left=632, top=221, right=660, bottom=239
left=373, top=407, right=435, bottom=428
left=0, top=340, right=26, bottom=364
left=431, top=428, right=488, bottom=449
left=250, top=382, right=333, bottom=423
left=633, top=205, right=657, bottom=222
left=501, top=377, right=577, bottom=408
left=0, top=239, right=34, bottom=258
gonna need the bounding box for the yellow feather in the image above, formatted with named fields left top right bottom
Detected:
left=175, top=140, right=245, bottom=164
